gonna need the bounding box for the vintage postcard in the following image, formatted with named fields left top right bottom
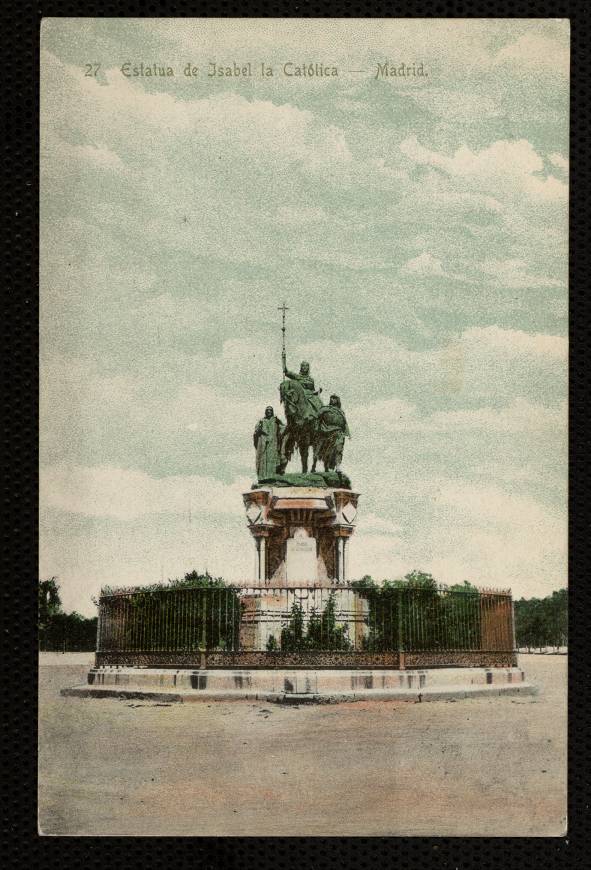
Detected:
left=39, top=18, right=568, bottom=836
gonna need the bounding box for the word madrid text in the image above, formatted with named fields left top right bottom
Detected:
left=374, top=61, right=428, bottom=79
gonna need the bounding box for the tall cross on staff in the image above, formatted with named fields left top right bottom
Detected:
left=278, top=301, right=289, bottom=372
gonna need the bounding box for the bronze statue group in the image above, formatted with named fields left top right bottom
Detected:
left=253, top=359, right=350, bottom=481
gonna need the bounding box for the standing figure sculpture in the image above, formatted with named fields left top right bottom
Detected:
left=312, top=394, right=351, bottom=473
left=253, top=406, right=286, bottom=480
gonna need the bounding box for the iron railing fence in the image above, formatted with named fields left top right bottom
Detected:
left=97, top=586, right=242, bottom=654
left=96, top=583, right=514, bottom=655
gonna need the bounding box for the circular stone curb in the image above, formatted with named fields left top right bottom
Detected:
left=61, top=682, right=537, bottom=704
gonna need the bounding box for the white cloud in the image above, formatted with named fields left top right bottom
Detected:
left=427, top=482, right=567, bottom=595
left=39, top=508, right=256, bottom=615
left=400, top=137, right=541, bottom=177
left=299, top=326, right=567, bottom=412
left=44, top=51, right=354, bottom=175
left=463, top=325, right=567, bottom=361
left=436, top=481, right=559, bottom=528
left=402, top=252, right=445, bottom=277
left=40, top=463, right=251, bottom=520
left=348, top=533, right=408, bottom=582
left=350, top=479, right=566, bottom=597
left=74, top=142, right=125, bottom=170
left=180, top=384, right=263, bottom=438
left=399, top=136, right=567, bottom=203
left=427, top=399, right=565, bottom=434
left=351, top=397, right=565, bottom=436
left=479, top=259, right=564, bottom=289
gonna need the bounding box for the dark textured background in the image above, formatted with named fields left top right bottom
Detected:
left=2, top=1, right=587, bottom=865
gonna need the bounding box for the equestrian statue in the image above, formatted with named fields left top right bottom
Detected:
left=252, top=303, right=351, bottom=486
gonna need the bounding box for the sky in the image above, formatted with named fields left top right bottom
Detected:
left=40, top=19, right=569, bottom=616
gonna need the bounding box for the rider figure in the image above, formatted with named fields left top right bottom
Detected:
left=282, top=358, right=323, bottom=414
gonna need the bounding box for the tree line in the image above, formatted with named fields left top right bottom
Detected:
left=353, top=574, right=567, bottom=653
left=39, top=577, right=97, bottom=651
left=351, top=571, right=483, bottom=652
left=39, top=571, right=237, bottom=653
left=514, top=588, right=567, bottom=651
left=39, top=574, right=568, bottom=653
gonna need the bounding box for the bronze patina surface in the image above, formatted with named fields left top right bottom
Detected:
left=252, top=470, right=352, bottom=489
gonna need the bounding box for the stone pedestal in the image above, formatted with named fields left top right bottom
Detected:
left=237, top=585, right=369, bottom=652
left=241, top=485, right=362, bottom=651
left=243, top=486, right=360, bottom=586
left=238, top=590, right=285, bottom=651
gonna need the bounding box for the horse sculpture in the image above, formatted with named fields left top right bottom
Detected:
left=279, top=378, right=318, bottom=474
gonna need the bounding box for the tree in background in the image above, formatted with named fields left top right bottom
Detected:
left=39, top=577, right=98, bottom=652
left=514, top=589, right=567, bottom=651
left=173, top=569, right=227, bottom=589
left=351, top=570, right=450, bottom=651
left=442, top=581, right=481, bottom=650
left=100, top=569, right=230, bottom=596
left=352, top=573, right=567, bottom=653
left=100, top=569, right=242, bottom=653
left=39, top=577, right=62, bottom=629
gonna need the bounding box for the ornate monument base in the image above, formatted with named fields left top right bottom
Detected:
left=243, top=485, right=360, bottom=586
left=241, top=483, right=363, bottom=651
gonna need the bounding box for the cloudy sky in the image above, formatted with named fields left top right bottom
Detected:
left=40, top=19, right=568, bottom=615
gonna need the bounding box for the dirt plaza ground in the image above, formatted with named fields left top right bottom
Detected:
left=38, top=654, right=567, bottom=836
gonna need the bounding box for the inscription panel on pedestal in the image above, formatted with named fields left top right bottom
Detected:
left=285, top=528, right=317, bottom=585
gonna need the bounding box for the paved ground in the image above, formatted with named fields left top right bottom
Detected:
left=38, top=654, right=567, bottom=836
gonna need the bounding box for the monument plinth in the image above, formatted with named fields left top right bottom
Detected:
left=241, top=326, right=362, bottom=650
left=243, top=485, right=360, bottom=586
